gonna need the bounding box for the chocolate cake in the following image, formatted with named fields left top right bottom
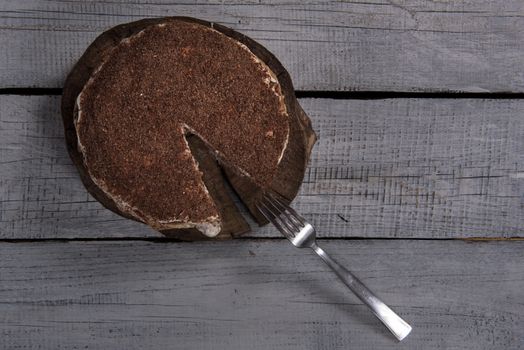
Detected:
left=62, top=17, right=316, bottom=240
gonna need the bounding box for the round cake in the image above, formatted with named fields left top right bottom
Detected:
left=62, top=17, right=316, bottom=240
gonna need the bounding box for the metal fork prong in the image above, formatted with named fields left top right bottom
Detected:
left=264, top=193, right=303, bottom=232
left=257, top=201, right=295, bottom=238
left=256, top=202, right=285, bottom=235
left=263, top=195, right=300, bottom=237
left=269, top=192, right=306, bottom=227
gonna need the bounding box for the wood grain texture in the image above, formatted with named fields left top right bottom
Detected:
left=0, top=240, right=523, bottom=349
left=1, top=95, right=522, bottom=239
left=1, top=0, right=524, bottom=92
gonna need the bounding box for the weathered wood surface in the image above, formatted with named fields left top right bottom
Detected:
left=1, top=240, right=522, bottom=349
left=1, top=95, right=522, bottom=239
left=1, top=0, right=524, bottom=92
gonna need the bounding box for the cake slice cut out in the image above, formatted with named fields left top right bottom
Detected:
left=62, top=17, right=316, bottom=240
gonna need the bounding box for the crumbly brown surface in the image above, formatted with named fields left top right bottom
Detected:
left=76, top=20, right=289, bottom=225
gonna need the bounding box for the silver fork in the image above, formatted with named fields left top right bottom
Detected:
left=256, top=192, right=412, bottom=341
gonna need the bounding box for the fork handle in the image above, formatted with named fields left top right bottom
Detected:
left=312, top=244, right=412, bottom=341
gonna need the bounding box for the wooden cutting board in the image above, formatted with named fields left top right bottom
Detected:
left=61, top=17, right=316, bottom=240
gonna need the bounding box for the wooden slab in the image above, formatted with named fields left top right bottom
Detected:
left=1, top=0, right=524, bottom=92
left=60, top=16, right=316, bottom=240
left=1, top=95, right=522, bottom=239
left=0, top=240, right=522, bottom=349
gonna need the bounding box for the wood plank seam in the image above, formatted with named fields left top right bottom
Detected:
left=4, top=88, right=524, bottom=99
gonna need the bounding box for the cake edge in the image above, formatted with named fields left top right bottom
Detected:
left=73, top=20, right=290, bottom=237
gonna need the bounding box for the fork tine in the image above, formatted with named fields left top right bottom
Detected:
left=257, top=200, right=294, bottom=239
left=264, top=193, right=303, bottom=232
left=263, top=194, right=300, bottom=233
left=268, top=192, right=306, bottom=227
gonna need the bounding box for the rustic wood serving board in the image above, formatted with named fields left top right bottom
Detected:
left=60, top=16, right=316, bottom=240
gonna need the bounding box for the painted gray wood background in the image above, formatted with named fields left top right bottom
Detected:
left=1, top=1, right=523, bottom=349
left=1, top=240, right=523, bottom=350
left=1, top=96, right=522, bottom=239
left=1, top=0, right=524, bottom=92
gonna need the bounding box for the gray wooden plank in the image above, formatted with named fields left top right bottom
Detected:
left=0, top=95, right=524, bottom=239
left=1, top=0, right=524, bottom=92
left=1, top=95, right=523, bottom=239
left=0, top=96, right=157, bottom=239
left=291, top=98, right=524, bottom=238
left=0, top=239, right=522, bottom=349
